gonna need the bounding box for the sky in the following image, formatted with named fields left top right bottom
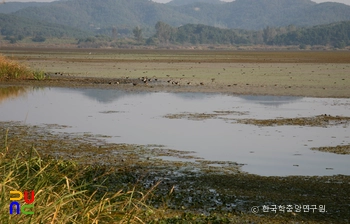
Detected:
left=3, top=0, right=350, bottom=5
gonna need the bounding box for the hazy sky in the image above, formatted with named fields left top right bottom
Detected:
left=4, top=0, right=350, bottom=5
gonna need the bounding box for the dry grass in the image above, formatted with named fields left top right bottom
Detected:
left=0, top=130, right=158, bottom=224
left=0, top=54, right=34, bottom=80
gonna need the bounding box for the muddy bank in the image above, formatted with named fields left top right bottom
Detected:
left=1, top=48, right=350, bottom=98
left=1, top=121, right=350, bottom=223
left=2, top=75, right=350, bottom=98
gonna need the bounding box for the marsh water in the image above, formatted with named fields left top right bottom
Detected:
left=1, top=86, right=349, bottom=176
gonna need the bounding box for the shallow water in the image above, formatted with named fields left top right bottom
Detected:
left=0, top=86, right=349, bottom=176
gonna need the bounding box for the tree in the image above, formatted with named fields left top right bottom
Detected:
left=263, top=26, right=277, bottom=44
left=112, top=27, right=117, bottom=39
left=32, top=35, right=46, bottom=42
left=133, top=26, right=143, bottom=42
left=155, top=21, right=175, bottom=44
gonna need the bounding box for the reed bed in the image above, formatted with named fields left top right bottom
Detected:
left=0, top=129, right=156, bottom=223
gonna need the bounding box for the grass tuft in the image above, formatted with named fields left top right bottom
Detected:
left=0, top=54, right=46, bottom=80
left=33, top=70, right=47, bottom=80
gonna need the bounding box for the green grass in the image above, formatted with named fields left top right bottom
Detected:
left=33, top=70, right=47, bottom=80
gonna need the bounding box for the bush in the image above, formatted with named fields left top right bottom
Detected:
left=32, top=35, right=46, bottom=42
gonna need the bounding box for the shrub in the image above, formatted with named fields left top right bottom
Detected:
left=32, top=35, right=46, bottom=42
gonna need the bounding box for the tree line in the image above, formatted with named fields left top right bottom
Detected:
left=1, top=12, right=349, bottom=49
left=150, top=21, right=350, bottom=48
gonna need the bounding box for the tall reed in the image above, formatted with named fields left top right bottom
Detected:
left=0, top=131, right=156, bottom=223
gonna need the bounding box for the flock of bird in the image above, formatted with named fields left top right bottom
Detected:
left=126, top=76, right=204, bottom=87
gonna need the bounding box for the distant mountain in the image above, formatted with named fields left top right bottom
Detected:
left=290, top=2, right=350, bottom=26
left=167, top=0, right=224, bottom=6
left=13, top=0, right=198, bottom=32
left=0, top=13, right=91, bottom=39
left=11, top=0, right=350, bottom=32
left=173, top=0, right=350, bottom=29
left=0, top=2, right=48, bottom=14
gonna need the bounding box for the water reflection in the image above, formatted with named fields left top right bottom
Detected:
left=0, top=86, right=29, bottom=104
left=64, top=89, right=304, bottom=107
left=239, top=95, right=303, bottom=107
left=0, top=87, right=349, bottom=176
left=79, top=88, right=151, bottom=103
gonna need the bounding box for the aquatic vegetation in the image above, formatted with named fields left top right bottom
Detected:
left=311, top=144, right=350, bottom=154
left=164, top=110, right=248, bottom=121
left=236, top=114, right=350, bottom=127
left=99, top=110, right=126, bottom=114
left=164, top=112, right=350, bottom=128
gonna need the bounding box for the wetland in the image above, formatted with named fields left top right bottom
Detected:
left=1, top=48, right=350, bottom=223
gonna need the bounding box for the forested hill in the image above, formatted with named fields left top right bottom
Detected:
left=0, top=13, right=92, bottom=40
left=11, top=0, right=350, bottom=32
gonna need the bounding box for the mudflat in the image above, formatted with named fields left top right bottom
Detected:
left=1, top=48, right=350, bottom=98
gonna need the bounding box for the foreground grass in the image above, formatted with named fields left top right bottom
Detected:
left=0, top=131, right=157, bottom=223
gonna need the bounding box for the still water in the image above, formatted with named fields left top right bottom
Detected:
left=0, top=86, right=349, bottom=176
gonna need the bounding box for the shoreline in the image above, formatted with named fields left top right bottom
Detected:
left=1, top=48, right=349, bottom=98
left=2, top=75, right=350, bottom=98
left=1, top=121, right=349, bottom=223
